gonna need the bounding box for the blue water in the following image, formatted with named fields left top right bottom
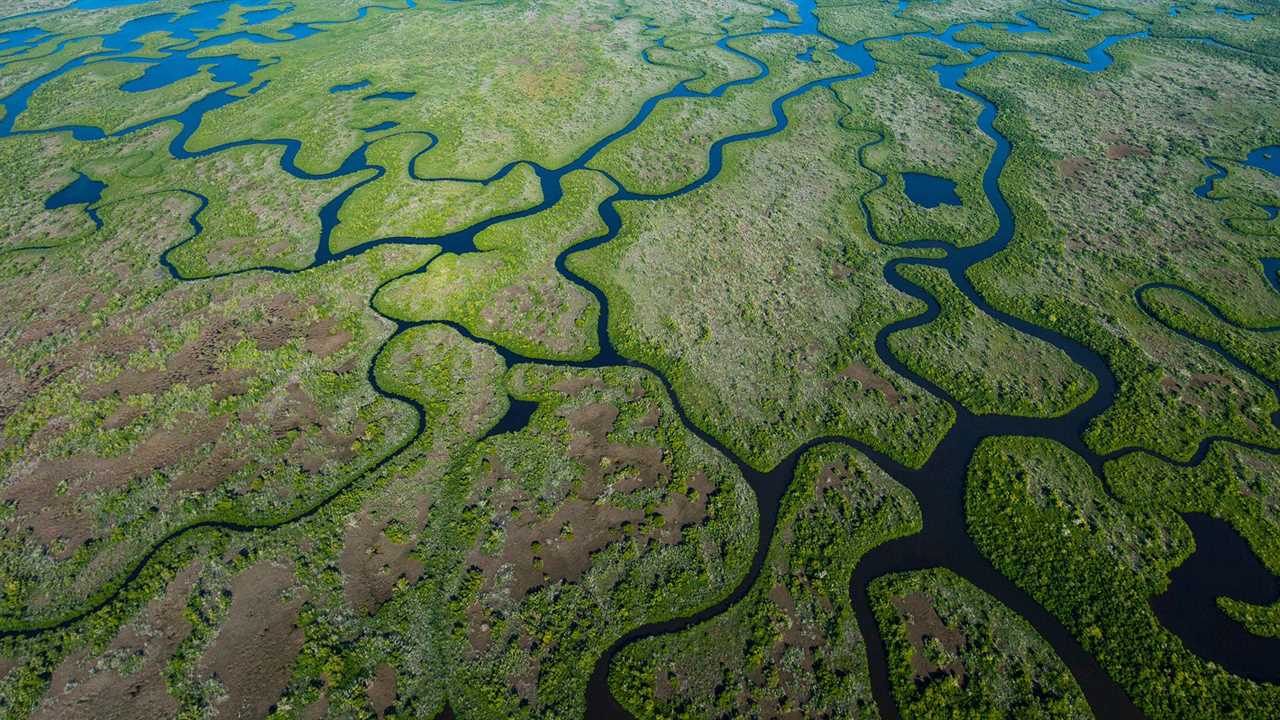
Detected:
left=1195, top=158, right=1226, bottom=197
left=43, top=171, right=106, bottom=229
left=1193, top=150, right=1279, bottom=295
left=364, top=90, right=415, bottom=101
left=1169, top=6, right=1179, bottom=17
left=240, top=7, right=286, bottom=25
left=108, top=0, right=274, bottom=47
left=902, top=172, right=962, bottom=207
left=971, top=16, right=1046, bottom=34
left=1, top=3, right=1268, bottom=714
left=362, top=121, right=399, bottom=132
left=796, top=46, right=815, bottom=61
left=99, top=0, right=271, bottom=51
left=193, top=30, right=285, bottom=48
left=1245, top=146, right=1279, bottom=176
left=102, top=14, right=188, bottom=51
left=330, top=79, right=371, bottom=93
left=0, top=0, right=355, bottom=135
left=1263, top=259, right=1280, bottom=294
left=278, top=23, right=320, bottom=39
left=166, top=0, right=248, bottom=40
left=1003, top=20, right=1044, bottom=33
left=0, top=28, right=47, bottom=49
left=1025, top=31, right=1147, bottom=71
left=45, top=172, right=105, bottom=209
left=1196, top=146, right=1279, bottom=199
left=1215, top=6, right=1255, bottom=21
left=121, top=52, right=262, bottom=92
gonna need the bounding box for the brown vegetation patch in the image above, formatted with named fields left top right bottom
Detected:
left=1056, top=156, right=1092, bottom=180
left=634, top=404, right=660, bottom=430
left=0, top=325, right=146, bottom=425
left=565, top=402, right=667, bottom=494
left=366, top=663, right=397, bottom=719
left=816, top=460, right=851, bottom=496
left=838, top=362, right=902, bottom=405
left=466, top=600, right=494, bottom=653
left=508, top=647, right=542, bottom=703
left=767, top=581, right=822, bottom=673
left=1189, top=372, right=1229, bottom=390
left=198, top=560, right=309, bottom=719
left=33, top=559, right=202, bottom=720
left=4, top=413, right=228, bottom=557
left=85, top=294, right=349, bottom=404
left=463, top=386, right=717, bottom=648
left=477, top=271, right=593, bottom=356
left=1105, top=143, right=1150, bottom=159
left=300, top=693, right=329, bottom=720
left=340, top=510, right=425, bottom=615
left=304, top=317, right=354, bottom=358
left=466, top=454, right=641, bottom=602
left=101, top=402, right=146, bottom=430
left=235, top=382, right=367, bottom=477
left=1157, top=373, right=1232, bottom=415
left=167, top=435, right=250, bottom=494
left=2, top=203, right=91, bottom=252
left=653, top=666, right=674, bottom=702
left=551, top=375, right=603, bottom=395
left=83, top=318, right=253, bottom=403
left=890, top=591, right=966, bottom=686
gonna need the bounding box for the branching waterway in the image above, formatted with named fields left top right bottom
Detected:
left=1, top=0, right=1279, bottom=718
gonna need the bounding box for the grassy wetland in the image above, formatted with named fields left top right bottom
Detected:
left=0, top=0, right=1278, bottom=718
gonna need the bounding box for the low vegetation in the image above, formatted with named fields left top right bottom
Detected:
left=966, top=436, right=1280, bottom=718
left=610, top=443, right=920, bottom=719
left=888, top=263, right=1096, bottom=417
left=571, top=88, right=953, bottom=471
left=871, top=567, right=1093, bottom=720
left=1, top=0, right=1277, bottom=718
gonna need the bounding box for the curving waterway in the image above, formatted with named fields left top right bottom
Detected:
left=1, top=0, right=1279, bottom=718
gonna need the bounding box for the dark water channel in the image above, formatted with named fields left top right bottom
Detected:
left=2, top=0, right=1279, bottom=718
left=1152, top=513, right=1280, bottom=682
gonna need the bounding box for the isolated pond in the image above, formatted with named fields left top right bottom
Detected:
left=902, top=172, right=962, bottom=208
left=1246, top=145, right=1279, bottom=175
left=330, top=79, right=372, bottom=93
left=364, top=90, right=416, bottom=101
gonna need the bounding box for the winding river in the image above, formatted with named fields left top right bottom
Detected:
left=1, top=0, right=1279, bottom=718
